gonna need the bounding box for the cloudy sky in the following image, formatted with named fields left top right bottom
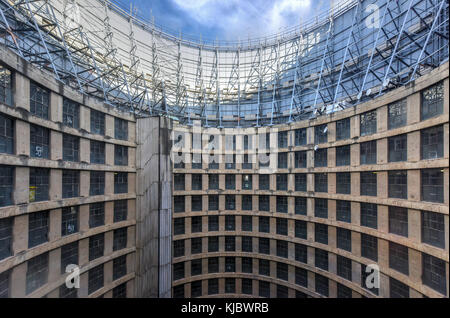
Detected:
left=121, top=0, right=335, bottom=41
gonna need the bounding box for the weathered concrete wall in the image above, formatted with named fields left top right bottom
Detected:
left=136, top=116, right=172, bottom=298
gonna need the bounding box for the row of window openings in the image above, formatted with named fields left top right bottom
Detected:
left=0, top=200, right=128, bottom=260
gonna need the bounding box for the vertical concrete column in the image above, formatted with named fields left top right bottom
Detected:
left=328, top=200, right=336, bottom=222
left=80, top=138, right=90, bottom=163
left=48, top=248, right=61, bottom=283
left=351, top=202, right=360, bottom=226
left=15, top=120, right=30, bottom=157
left=377, top=171, right=388, bottom=199
left=329, top=226, right=337, bottom=248
left=78, top=238, right=89, bottom=266
left=79, top=105, right=90, bottom=133
left=307, top=198, right=314, bottom=217
left=104, top=260, right=113, bottom=286
left=79, top=205, right=90, bottom=232
left=14, top=73, right=30, bottom=111
left=350, top=172, right=360, bottom=196
left=377, top=106, right=388, bottom=133
left=408, top=209, right=421, bottom=244
left=104, top=231, right=113, bottom=256
left=49, top=209, right=62, bottom=242
left=409, top=249, right=422, bottom=286
left=407, top=170, right=421, bottom=202
left=49, top=169, right=62, bottom=201
left=128, top=148, right=136, bottom=169
left=306, top=150, right=314, bottom=168
left=78, top=272, right=88, bottom=298
left=328, top=122, right=336, bottom=143
left=105, top=114, right=114, bottom=139
left=50, top=131, right=63, bottom=161
left=378, top=239, right=389, bottom=269
left=50, top=92, right=63, bottom=123
left=128, top=122, right=136, bottom=144
left=350, top=115, right=360, bottom=139
left=105, top=143, right=114, bottom=166
left=10, top=263, right=27, bottom=297
left=407, top=131, right=421, bottom=162
left=328, top=147, right=336, bottom=168
left=407, top=93, right=420, bottom=125
left=307, top=173, right=314, bottom=192
left=379, top=273, right=389, bottom=298
left=352, top=262, right=361, bottom=286
left=105, top=201, right=114, bottom=225
left=350, top=144, right=359, bottom=166
left=12, top=214, right=28, bottom=255
left=328, top=173, right=336, bottom=194
left=128, top=173, right=136, bottom=194
left=14, top=166, right=29, bottom=205
left=80, top=171, right=89, bottom=198
left=105, top=172, right=114, bottom=195
left=377, top=138, right=388, bottom=164
left=351, top=232, right=361, bottom=257
left=378, top=205, right=389, bottom=234
left=307, top=127, right=314, bottom=145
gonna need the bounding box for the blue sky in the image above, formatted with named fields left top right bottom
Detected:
left=121, top=0, right=334, bottom=41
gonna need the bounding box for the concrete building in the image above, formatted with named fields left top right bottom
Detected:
left=0, top=0, right=448, bottom=298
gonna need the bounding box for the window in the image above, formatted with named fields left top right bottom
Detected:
left=225, top=215, right=236, bottom=231
left=336, top=200, right=351, bottom=223
left=337, top=283, right=352, bottom=298
left=315, top=124, right=328, bottom=144
left=89, top=202, right=105, bottom=228
left=113, top=228, right=127, bottom=251
left=224, top=236, right=235, bottom=252
left=389, top=242, right=409, bottom=275
left=0, top=217, right=13, bottom=260
left=241, top=236, right=253, bottom=252
left=278, top=152, right=288, bottom=169
left=60, top=241, right=78, bottom=274
left=294, top=151, right=307, bottom=168
left=174, top=174, right=185, bottom=191
left=295, top=267, right=307, bottom=287
left=242, top=154, right=252, bottom=169
left=421, top=81, right=443, bottom=120
left=388, top=99, right=407, bottom=129
left=278, top=131, right=288, bottom=148
left=29, top=168, right=49, bottom=202
left=0, top=166, right=13, bottom=207
left=315, top=274, right=329, bottom=297
left=225, top=195, right=235, bottom=210
left=225, top=174, right=235, bottom=189
left=208, top=216, right=219, bottom=231
left=26, top=253, right=48, bottom=294
left=63, top=98, right=79, bottom=129
left=360, top=140, right=377, bottom=165
left=259, top=280, right=270, bottom=297
left=259, top=216, right=270, bottom=233
left=336, top=145, right=350, bottom=166
left=225, top=154, right=235, bottom=169
left=208, top=174, right=218, bottom=189
left=361, top=264, right=379, bottom=295
left=422, top=253, right=447, bottom=295
left=421, top=211, right=445, bottom=249
left=388, top=134, right=407, bottom=162
left=242, top=279, right=252, bottom=295
left=421, top=169, right=443, bottom=203
left=63, top=134, right=80, bottom=162
left=61, top=206, right=79, bottom=236
left=191, top=281, right=202, bottom=297
left=191, top=237, right=202, bottom=254
left=314, top=148, right=327, bottom=167
left=0, top=65, right=13, bottom=105
left=208, top=237, right=219, bottom=252
left=276, top=174, right=287, bottom=191
left=90, top=141, right=105, bottom=164
left=295, top=220, right=307, bottom=239
left=242, top=174, right=252, bottom=190
left=259, top=238, right=270, bottom=254
left=295, top=128, right=307, bottom=146
left=191, top=174, right=202, bottom=190
left=336, top=172, right=350, bottom=194
left=315, top=248, right=328, bottom=270
left=89, top=233, right=104, bottom=261
left=88, top=264, right=104, bottom=294
left=388, top=170, right=407, bottom=199
left=242, top=195, right=252, bottom=210
left=30, top=124, right=49, bottom=159
left=361, top=234, right=378, bottom=261
left=295, top=197, right=307, bottom=215
left=361, top=203, right=377, bottom=229
left=315, top=198, right=328, bottom=218
left=242, top=257, right=253, bottom=273
left=191, top=195, right=203, bottom=211
left=114, top=145, right=128, bottom=166
left=90, top=171, right=105, bottom=196
left=242, top=215, right=252, bottom=231
left=259, top=259, right=270, bottom=277
left=360, top=172, right=377, bottom=196
left=225, top=278, right=236, bottom=294
left=276, top=218, right=287, bottom=236
left=112, top=255, right=127, bottom=281
left=390, top=277, right=409, bottom=298
left=113, top=283, right=127, bottom=298
left=30, top=82, right=49, bottom=119
left=259, top=175, right=270, bottom=190
left=173, top=240, right=184, bottom=257
left=259, top=195, right=270, bottom=211
left=314, top=173, right=327, bottom=193
left=208, top=279, right=219, bottom=295
left=337, top=228, right=352, bottom=252
left=0, top=113, right=13, bottom=154
left=277, top=262, right=288, bottom=281
left=225, top=257, right=235, bottom=272
left=421, top=125, right=443, bottom=159
left=208, top=195, right=218, bottom=210
left=276, top=196, right=288, bottom=213
left=295, top=243, right=307, bottom=263
left=62, top=170, right=79, bottom=198
left=208, top=257, right=219, bottom=273
left=114, top=200, right=128, bottom=222
left=173, top=285, right=184, bottom=298
left=389, top=207, right=408, bottom=237
left=336, top=118, right=350, bottom=141
left=337, top=256, right=352, bottom=281
left=191, top=216, right=202, bottom=233
left=28, top=211, right=49, bottom=248
left=114, top=172, right=128, bottom=194
left=90, top=110, right=105, bottom=135
left=315, top=223, right=328, bottom=245
left=115, top=117, right=128, bottom=141
left=192, top=153, right=203, bottom=169
left=360, top=110, right=377, bottom=136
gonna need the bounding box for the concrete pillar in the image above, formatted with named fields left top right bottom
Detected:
left=80, top=138, right=90, bottom=163
left=14, top=73, right=30, bottom=111
left=12, top=214, right=28, bottom=255
left=10, top=263, right=27, bottom=297
left=407, top=92, right=420, bottom=125
left=350, top=115, right=360, bottom=138
left=80, top=171, right=89, bottom=198
left=15, top=120, right=30, bottom=157
left=79, top=205, right=90, bottom=232
left=49, top=209, right=62, bottom=242
left=105, top=172, right=114, bottom=195
left=350, top=172, right=360, bottom=196
left=377, top=138, right=388, bottom=164
left=14, top=166, right=29, bottom=205
left=50, top=131, right=63, bottom=161
left=377, top=105, right=388, bottom=133
left=105, top=114, right=114, bottom=139
left=49, top=169, right=62, bottom=201
left=50, top=92, right=63, bottom=123
left=79, top=105, right=90, bottom=133
left=350, top=143, right=359, bottom=166
left=407, top=170, right=420, bottom=202
left=377, top=171, right=388, bottom=199
left=105, top=143, right=114, bottom=166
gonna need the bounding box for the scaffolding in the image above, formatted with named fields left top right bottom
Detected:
left=0, top=0, right=448, bottom=127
